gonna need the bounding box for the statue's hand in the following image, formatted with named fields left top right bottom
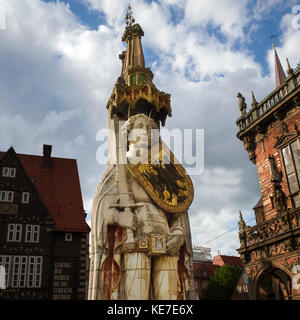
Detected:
left=116, top=208, right=136, bottom=231
left=166, top=234, right=184, bottom=256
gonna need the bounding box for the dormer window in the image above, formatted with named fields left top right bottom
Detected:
left=65, top=233, right=72, bottom=241
left=2, top=167, right=16, bottom=178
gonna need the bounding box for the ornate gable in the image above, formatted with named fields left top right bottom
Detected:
left=274, top=124, right=299, bottom=149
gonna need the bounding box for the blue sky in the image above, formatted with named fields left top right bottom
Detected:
left=1, top=0, right=300, bottom=257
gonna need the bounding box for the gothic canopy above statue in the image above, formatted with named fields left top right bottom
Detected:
left=106, top=6, right=172, bottom=127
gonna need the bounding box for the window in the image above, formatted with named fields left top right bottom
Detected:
left=22, top=192, right=30, bottom=204
left=65, top=233, right=72, bottom=241
left=1, top=255, right=42, bottom=288
left=27, top=256, right=43, bottom=288
left=0, top=256, right=11, bottom=288
left=0, top=191, right=5, bottom=201
left=2, top=167, right=16, bottom=178
left=282, top=140, right=300, bottom=207
left=0, top=191, right=14, bottom=202
left=19, top=257, right=27, bottom=287
left=131, top=74, right=136, bottom=86
left=12, top=256, right=27, bottom=287
left=7, top=224, right=22, bottom=242
left=25, top=225, right=40, bottom=243
left=2, top=167, right=9, bottom=177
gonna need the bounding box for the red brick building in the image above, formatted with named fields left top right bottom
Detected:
left=0, top=145, right=90, bottom=300
left=211, top=254, right=249, bottom=300
left=236, top=48, right=300, bottom=299
left=193, top=262, right=220, bottom=299
left=193, top=252, right=244, bottom=299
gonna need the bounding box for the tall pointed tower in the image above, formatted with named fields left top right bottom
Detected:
left=107, top=5, right=171, bottom=127
left=273, top=44, right=286, bottom=88
left=235, top=45, right=300, bottom=300
left=89, top=6, right=195, bottom=300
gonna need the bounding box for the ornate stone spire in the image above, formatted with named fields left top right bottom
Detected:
left=121, top=5, right=145, bottom=76
left=238, top=211, right=246, bottom=231
left=273, top=44, right=286, bottom=88
left=251, top=91, right=258, bottom=108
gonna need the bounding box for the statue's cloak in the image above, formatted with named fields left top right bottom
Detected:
left=88, top=165, right=195, bottom=300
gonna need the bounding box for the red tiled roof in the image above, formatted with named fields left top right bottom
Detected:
left=193, top=262, right=220, bottom=280
left=0, top=150, right=88, bottom=233
left=212, top=255, right=243, bottom=267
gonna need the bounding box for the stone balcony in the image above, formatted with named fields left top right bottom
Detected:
left=236, top=68, right=300, bottom=139
left=238, top=208, right=300, bottom=252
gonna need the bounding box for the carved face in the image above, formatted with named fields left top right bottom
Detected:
left=126, top=115, right=159, bottom=163
left=128, top=117, right=150, bottom=150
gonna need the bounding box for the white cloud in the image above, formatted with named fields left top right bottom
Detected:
left=84, top=199, right=93, bottom=216
left=184, top=0, right=249, bottom=40
left=252, top=0, right=299, bottom=20
left=36, top=109, right=82, bottom=135
left=190, top=209, right=240, bottom=257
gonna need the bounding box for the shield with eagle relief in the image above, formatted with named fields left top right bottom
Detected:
left=127, top=142, right=194, bottom=213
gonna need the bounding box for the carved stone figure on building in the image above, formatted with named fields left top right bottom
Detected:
left=268, top=154, right=281, bottom=183
left=269, top=182, right=287, bottom=213
left=237, top=92, right=247, bottom=115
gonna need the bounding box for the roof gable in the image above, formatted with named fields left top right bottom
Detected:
left=193, top=262, right=220, bottom=279
left=0, top=148, right=88, bottom=232
left=213, top=255, right=243, bottom=267
left=0, top=148, right=53, bottom=221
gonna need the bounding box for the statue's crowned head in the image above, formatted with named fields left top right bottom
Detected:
left=123, top=114, right=160, bottom=164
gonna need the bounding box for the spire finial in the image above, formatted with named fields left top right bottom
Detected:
left=270, top=34, right=278, bottom=48
left=125, top=4, right=135, bottom=27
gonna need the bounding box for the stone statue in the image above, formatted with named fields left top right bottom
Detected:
left=269, top=182, right=287, bottom=213
left=88, top=114, right=194, bottom=300
left=268, top=154, right=281, bottom=183
left=237, top=92, right=247, bottom=115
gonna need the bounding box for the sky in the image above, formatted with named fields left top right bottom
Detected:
left=0, top=0, right=300, bottom=257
